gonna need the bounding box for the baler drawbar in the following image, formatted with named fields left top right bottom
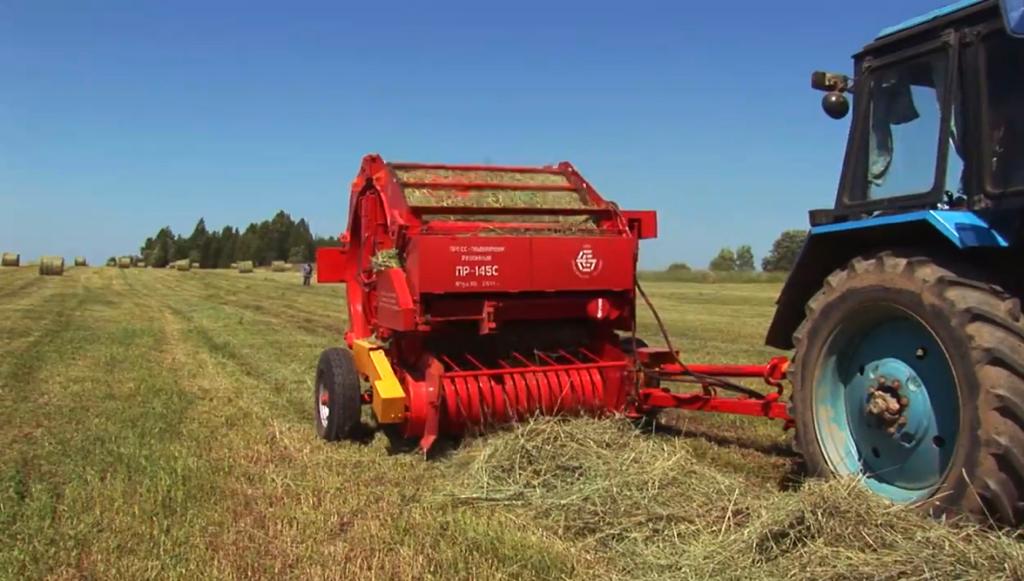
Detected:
left=315, top=154, right=791, bottom=452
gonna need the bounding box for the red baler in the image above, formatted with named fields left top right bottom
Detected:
left=315, top=154, right=790, bottom=451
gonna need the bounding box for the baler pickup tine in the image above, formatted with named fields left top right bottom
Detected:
left=441, top=355, right=461, bottom=372
left=535, top=352, right=560, bottom=366
left=558, top=349, right=584, bottom=365
left=511, top=352, right=534, bottom=367
left=464, top=353, right=487, bottom=371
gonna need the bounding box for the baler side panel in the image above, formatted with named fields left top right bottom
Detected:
left=406, top=236, right=636, bottom=294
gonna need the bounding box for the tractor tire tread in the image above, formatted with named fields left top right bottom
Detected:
left=791, top=248, right=1024, bottom=527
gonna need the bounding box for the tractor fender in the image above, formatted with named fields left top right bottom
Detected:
left=764, top=210, right=1011, bottom=350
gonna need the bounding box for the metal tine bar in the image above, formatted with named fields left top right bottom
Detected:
left=577, top=347, right=602, bottom=363
left=535, top=351, right=560, bottom=366
left=389, top=161, right=565, bottom=174
left=511, top=351, right=535, bottom=367
left=441, top=354, right=462, bottom=372
left=464, top=353, right=488, bottom=371
left=400, top=180, right=576, bottom=192
left=558, top=349, right=584, bottom=365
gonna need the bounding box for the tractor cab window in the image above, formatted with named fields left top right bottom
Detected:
left=863, top=52, right=957, bottom=200
left=984, top=33, right=1024, bottom=192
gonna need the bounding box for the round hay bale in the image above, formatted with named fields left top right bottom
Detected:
left=38, top=256, right=65, bottom=276
left=271, top=260, right=289, bottom=272
left=230, top=262, right=238, bottom=269
left=74, top=256, right=87, bottom=267
left=117, top=256, right=132, bottom=269
left=175, top=260, right=191, bottom=271
left=1, top=252, right=19, bottom=267
left=238, top=260, right=254, bottom=274
left=190, top=262, right=200, bottom=269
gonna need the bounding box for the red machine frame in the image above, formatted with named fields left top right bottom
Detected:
left=318, top=154, right=791, bottom=451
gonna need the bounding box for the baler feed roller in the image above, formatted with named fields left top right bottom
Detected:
left=315, top=154, right=790, bottom=452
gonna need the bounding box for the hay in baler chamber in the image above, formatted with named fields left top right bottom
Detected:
left=38, top=256, right=64, bottom=276
left=237, top=260, right=254, bottom=274
left=403, top=188, right=590, bottom=212
left=117, top=256, right=132, bottom=269
left=2, top=252, right=19, bottom=267
left=393, top=168, right=571, bottom=187
left=270, top=260, right=289, bottom=272
left=73, top=256, right=87, bottom=267
left=441, top=418, right=1024, bottom=580
left=395, top=167, right=595, bottom=227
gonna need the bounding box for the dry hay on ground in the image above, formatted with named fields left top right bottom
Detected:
left=442, top=418, right=1024, bottom=580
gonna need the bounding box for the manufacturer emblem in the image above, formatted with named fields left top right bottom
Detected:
left=573, top=245, right=603, bottom=278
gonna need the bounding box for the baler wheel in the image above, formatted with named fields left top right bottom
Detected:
left=792, top=250, right=1024, bottom=526
left=314, top=348, right=362, bottom=441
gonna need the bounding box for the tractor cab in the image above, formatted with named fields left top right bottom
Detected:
left=810, top=0, right=1024, bottom=224
left=766, top=0, right=1024, bottom=528
left=768, top=0, right=1024, bottom=351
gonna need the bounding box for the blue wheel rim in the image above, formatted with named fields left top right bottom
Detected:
left=813, top=305, right=959, bottom=503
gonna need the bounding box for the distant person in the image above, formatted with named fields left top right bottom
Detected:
left=302, top=262, right=313, bottom=286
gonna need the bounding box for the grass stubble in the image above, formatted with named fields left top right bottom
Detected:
left=0, top=267, right=1020, bottom=580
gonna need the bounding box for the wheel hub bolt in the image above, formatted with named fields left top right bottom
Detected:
left=865, top=375, right=911, bottom=436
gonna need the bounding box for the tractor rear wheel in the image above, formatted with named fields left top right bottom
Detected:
left=792, top=251, right=1024, bottom=526
left=314, top=347, right=362, bottom=441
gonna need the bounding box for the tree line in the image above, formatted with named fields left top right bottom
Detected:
left=666, top=230, right=808, bottom=273
left=130, top=211, right=339, bottom=269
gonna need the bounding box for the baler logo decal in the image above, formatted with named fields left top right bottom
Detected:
left=573, top=245, right=602, bottom=278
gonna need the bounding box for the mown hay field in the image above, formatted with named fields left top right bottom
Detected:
left=0, top=267, right=1021, bottom=579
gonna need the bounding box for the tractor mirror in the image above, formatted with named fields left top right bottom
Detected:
left=812, top=71, right=852, bottom=120
left=1002, top=0, right=1024, bottom=37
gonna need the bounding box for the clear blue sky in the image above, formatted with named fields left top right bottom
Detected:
left=0, top=0, right=950, bottom=268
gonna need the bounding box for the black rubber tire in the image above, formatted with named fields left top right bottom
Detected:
left=314, top=347, right=362, bottom=441
left=792, top=250, right=1024, bottom=526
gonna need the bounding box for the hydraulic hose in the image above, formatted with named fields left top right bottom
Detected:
left=635, top=280, right=767, bottom=400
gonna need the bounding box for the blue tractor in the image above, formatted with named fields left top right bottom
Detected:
left=768, top=0, right=1024, bottom=526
